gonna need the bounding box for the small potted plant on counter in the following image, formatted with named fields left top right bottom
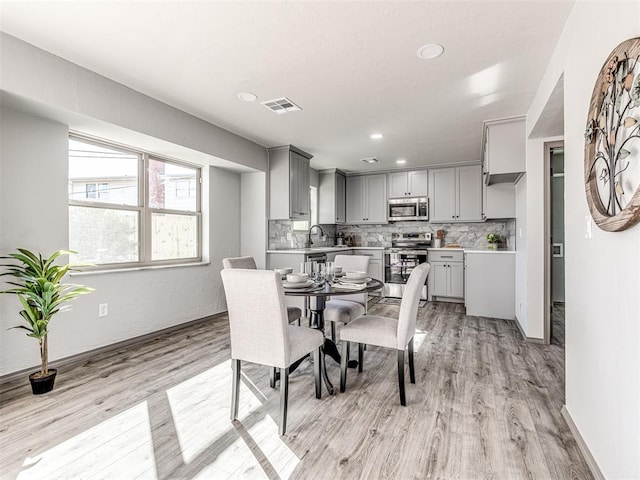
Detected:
left=486, top=233, right=501, bottom=250
left=0, top=249, right=93, bottom=394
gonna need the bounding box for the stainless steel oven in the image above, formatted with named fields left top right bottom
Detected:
left=383, top=232, right=431, bottom=300
left=388, top=197, right=428, bottom=221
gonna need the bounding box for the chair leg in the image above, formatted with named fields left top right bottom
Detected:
left=330, top=322, right=336, bottom=343
left=279, top=367, right=289, bottom=435
left=340, top=341, right=349, bottom=392
left=408, top=338, right=416, bottom=384
left=397, top=350, right=406, bottom=406
left=358, top=343, right=364, bottom=373
left=314, top=347, right=322, bottom=399
left=270, top=367, right=277, bottom=388
left=231, top=359, right=241, bottom=421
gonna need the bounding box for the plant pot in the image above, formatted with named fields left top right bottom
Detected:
left=487, top=244, right=496, bottom=250
left=29, top=368, right=57, bottom=395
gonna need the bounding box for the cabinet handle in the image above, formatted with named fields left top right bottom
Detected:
left=441, top=255, right=453, bottom=258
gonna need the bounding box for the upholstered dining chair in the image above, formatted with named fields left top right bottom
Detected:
left=221, top=268, right=324, bottom=435
left=222, top=256, right=303, bottom=325
left=339, top=262, right=430, bottom=406
left=324, top=254, right=371, bottom=342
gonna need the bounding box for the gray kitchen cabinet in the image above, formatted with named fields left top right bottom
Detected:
left=429, top=165, right=482, bottom=222
left=268, top=145, right=311, bottom=220
left=465, top=252, right=515, bottom=319
left=318, top=169, right=346, bottom=224
left=388, top=170, right=428, bottom=198
left=483, top=116, right=525, bottom=184
left=346, top=173, right=387, bottom=224
left=483, top=175, right=516, bottom=219
left=428, top=249, right=464, bottom=302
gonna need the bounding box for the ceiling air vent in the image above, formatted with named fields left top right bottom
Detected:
left=361, top=157, right=381, bottom=164
left=261, top=97, right=302, bottom=115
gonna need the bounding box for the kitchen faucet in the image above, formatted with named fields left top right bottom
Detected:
left=305, top=224, right=324, bottom=248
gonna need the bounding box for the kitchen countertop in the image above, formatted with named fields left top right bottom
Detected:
left=267, top=246, right=384, bottom=254
left=428, top=247, right=514, bottom=254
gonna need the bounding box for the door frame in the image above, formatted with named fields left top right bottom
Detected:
left=544, top=140, right=564, bottom=344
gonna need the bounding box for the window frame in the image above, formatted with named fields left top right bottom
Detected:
left=69, top=134, right=202, bottom=270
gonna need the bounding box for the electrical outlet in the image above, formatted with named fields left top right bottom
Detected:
left=98, top=303, right=108, bottom=317
left=286, top=232, right=292, bottom=241
left=378, top=235, right=384, bottom=241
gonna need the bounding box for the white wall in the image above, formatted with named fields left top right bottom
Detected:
left=241, top=172, right=267, bottom=268
left=0, top=107, right=245, bottom=376
left=514, top=175, right=527, bottom=332
left=526, top=1, right=640, bottom=477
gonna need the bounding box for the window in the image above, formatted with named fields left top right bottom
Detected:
left=68, top=136, right=201, bottom=267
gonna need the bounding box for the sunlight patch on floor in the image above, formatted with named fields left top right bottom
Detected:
left=166, top=360, right=300, bottom=478
left=17, top=402, right=157, bottom=480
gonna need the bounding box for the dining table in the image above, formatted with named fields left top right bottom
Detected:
left=283, top=276, right=384, bottom=394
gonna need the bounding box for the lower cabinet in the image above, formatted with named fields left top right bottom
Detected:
left=464, top=252, right=515, bottom=320
left=428, top=250, right=464, bottom=302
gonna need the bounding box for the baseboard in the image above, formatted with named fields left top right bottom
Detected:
left=0, top=312, right=227, bottom=384
left=561, top=405, right=605, bottom=480
left=514, top=315, right=546, bottom=343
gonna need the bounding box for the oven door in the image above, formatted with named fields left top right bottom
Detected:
left=384, top=250, right=428, bottom=299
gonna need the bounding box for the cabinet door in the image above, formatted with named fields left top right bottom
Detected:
left=296, top=154, right=310, bottom=219
left=430, top=263, right=448, bottom=296
left=429, top=168, right=456, bottom=222
left=364, top=174, right=387, bottom=223
left=388, top=172, right=408, bottom=198
left=336, top=172, right=346, bottom=223
left=484, top=181, right=516, bottom=219
left=407, top=170, right=428, bottom=197
left=346, top=176, right=365, bottom=223
left=448, top=263, right=465, bottom=297
left=456, top=165, right=482, bottom=221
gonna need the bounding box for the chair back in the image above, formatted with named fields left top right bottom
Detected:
left=220, top=269, right=291, bottom=368
left=396, top=263, right=431, bottom=349
left=333, top=254, right=371, bottom=306
left=223, top=256, right=257, bottom=270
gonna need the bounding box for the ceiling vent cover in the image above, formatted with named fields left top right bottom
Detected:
left=261, top=97, right=302, bottom=114
left=361, top=157, right=381, bottom=164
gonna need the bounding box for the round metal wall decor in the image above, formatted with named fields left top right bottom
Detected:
left=584, top=37, right=640, bottom=232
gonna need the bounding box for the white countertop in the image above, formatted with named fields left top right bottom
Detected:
left=267, top=246, right=384, bottom=254
left=464, top=250, right=515, bottom=254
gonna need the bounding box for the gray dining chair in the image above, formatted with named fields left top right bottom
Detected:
left=339, top=262, right=430, bottom=406
left=222, top=256, right=303, bottom=325
left=324, top=254, right=371, bottom=342
left=221, top=268, right=324, bottom=435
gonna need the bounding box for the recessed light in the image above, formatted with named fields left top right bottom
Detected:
left=361, top=157, right=381, bottom=164
left=370, top=133, right=383, bottom=140
left=237, top=92, right=258, bottom=102
left=396, top=159, right=407, bottom=164
left=417, top=43, right=444, bottom=60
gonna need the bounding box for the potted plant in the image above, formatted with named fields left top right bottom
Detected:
left=486, top=233, right=501, bottom=250
left=0, top=249, right=93, bottom=394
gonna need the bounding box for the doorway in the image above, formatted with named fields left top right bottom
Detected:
left=545, top=141, right=565, bottom=346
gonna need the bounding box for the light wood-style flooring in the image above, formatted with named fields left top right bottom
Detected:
left=0, top=301, right=592, bottom=479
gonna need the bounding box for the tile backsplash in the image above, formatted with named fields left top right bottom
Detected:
left=269, top=219, right=516, bottom=250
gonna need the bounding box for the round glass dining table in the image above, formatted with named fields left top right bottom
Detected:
left=284, top=277, right=384, bottom=394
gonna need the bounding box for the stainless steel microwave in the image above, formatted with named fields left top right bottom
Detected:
left=388, top=197, right=429, bottom=221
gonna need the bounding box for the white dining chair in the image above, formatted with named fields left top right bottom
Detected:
left=339, top=262, right=430, bottom=406
left=221, top=268, right=324, bottom=435
left=324, top=254, right=371, bottom=342
left=222, top=256, right=303, bottom=325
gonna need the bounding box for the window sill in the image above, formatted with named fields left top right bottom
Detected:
left=69, top=261, right=211, bottom=277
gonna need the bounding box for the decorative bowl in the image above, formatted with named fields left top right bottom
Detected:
left=345, top=271, right=367, bottom=280
left=275, top=267, right=293, bottom=275
left=286, top=273, right=308, bottom=283
left=333, top=266, right=343, bottom=274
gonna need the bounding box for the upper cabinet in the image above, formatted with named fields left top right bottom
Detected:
left=346, top=173, right=387, bottom=224
left=268, top=145, right=312, bottom=220
left=483, top=180, right=516, bottom=219
left=388, top=170, right=428, bottom=198
left=318, top=169, right=346, bottom=224
left=483, top=116, right=526, bottom=184
left=429, top=165, right=483, bottom=222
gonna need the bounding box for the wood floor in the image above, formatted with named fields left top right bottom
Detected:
left=0, top=301, right=592, bottom=480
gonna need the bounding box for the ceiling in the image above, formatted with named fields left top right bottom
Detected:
left=0, top=1, right=574, bottom=173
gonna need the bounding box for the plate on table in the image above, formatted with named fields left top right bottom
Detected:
left=339, top=277, right=372, bottom=285
left=282, top=279, right=314, bottom=289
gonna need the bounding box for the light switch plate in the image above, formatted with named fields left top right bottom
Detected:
left=585, top=215, right=593, bottom=239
